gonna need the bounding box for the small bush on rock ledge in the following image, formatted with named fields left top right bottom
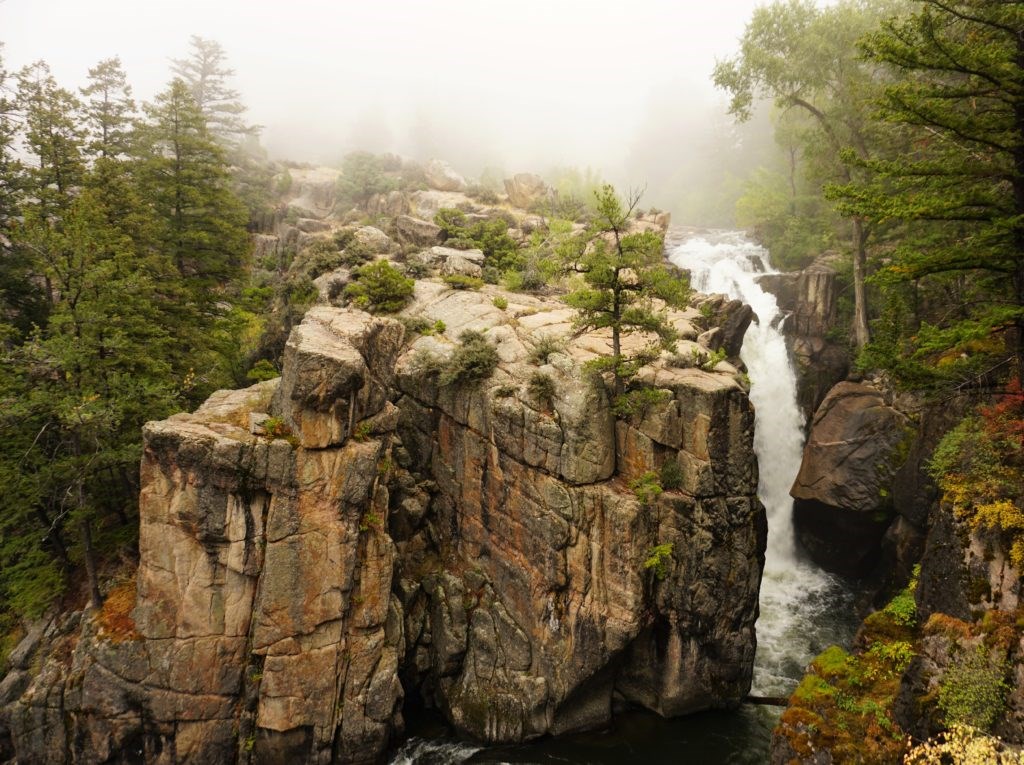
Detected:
left=344, top=260, right=414, bottom=313
left=437, top=330, right=499, bottom=387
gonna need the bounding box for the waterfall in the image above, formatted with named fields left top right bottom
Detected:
left=668, top=230, right=855, bottom=695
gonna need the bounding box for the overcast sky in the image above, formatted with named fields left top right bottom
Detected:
left=2, top=0, right=776, bottom=185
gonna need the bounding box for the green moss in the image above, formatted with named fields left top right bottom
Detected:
left=938, top=645, right=1009, bottom=731
left=812, top=645, right=853, bottom=679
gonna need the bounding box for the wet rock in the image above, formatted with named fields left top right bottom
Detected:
left=791, top=381, right=912, bottom=576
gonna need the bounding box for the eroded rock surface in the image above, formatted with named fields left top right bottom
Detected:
left=791, top=381, right=912, bottom=576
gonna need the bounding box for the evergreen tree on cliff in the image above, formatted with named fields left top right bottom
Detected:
left=563, top=184, right=689, bottom=398
left=833, top=0, right=1024, bottom=388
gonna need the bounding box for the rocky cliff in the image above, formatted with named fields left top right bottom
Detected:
left=1, top=277, right=765, bottom=762
left=757, top=253, right=849, bottom=423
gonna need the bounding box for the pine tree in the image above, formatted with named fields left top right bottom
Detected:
left=563, top=185, right=689, bottom=398
left=171, top=35, right=251, bottom=142
left=833, top=1, right=1024, bottom=387
left=80, top=57, right=135, bottom=159
left=17, top=60, right=85, bottom=217
left=138, top=78, right=249, bottom=305
left=0, top=187, right=181, bottom=613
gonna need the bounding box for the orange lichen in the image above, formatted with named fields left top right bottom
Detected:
left=97, top=579, right=140, bottom=642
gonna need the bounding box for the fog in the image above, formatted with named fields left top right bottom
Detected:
left=2, top=0, right=782, bottom=222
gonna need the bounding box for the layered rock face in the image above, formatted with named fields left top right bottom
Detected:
left=1, top=288, right=766, bottom=763
left=757, top=253, right=849, bottom=422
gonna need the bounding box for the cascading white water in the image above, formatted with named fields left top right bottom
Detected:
left=669, top=230, right=855, bottom=695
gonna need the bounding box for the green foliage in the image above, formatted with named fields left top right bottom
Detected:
left=353, top=421, right=373, bottom=442
left=928, top=386, right=1024, bottom=566
left=437, top=330, right=500, bottom=387
left=734, top=167, right=834, bottom=271
left=492, top=295, right=508, bottom=310
left=433, top=208, right=521, bottom=273
left=528, top=335, right=565, bottom=366
left=562, top=185, right=689, bottom=397
left=660, top=459, right=684, bottom=492
left=612, top=386, right=671, bottom=419
left=527, top=372, right=557, bottom=409
left=882, top=590, right=917, bottom=629
left=139, top=78, right=250, bottom=306
left=261, top=417, right=293, bottom=441
left=443, top=274, right=484, bottom=290
left=938, top=645, right=1009, bottom=732
left=246, top=359, right=279, bottom=382
left=336, top=151, right=398, bottom=210
left=865, top=640, right=914, bottom=676
left=629, top=471, right=663, bottom=506
left=171, top=35, right=253, bottom=141
left=830, top=0, right=1024, bottom=381
left=643, top=543, right=674, bottom=581
left=345, top=260, right=414, bottom=313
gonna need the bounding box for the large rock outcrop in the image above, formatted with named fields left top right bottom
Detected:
left=389, top=285, right=764, bottom=740
left=1, top=286, right=766, bottom=763
left=791, top=381, right=913, bottom=576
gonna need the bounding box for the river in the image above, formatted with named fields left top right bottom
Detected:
left=387, top=230, right=858, bottom=764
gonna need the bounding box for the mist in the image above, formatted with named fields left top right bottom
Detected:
left=2, top=0, right=781, bottom=222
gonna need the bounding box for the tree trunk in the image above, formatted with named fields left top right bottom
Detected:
left=80, top=516, right=103, bottom=610
left=852, top=218, right=871, bottom=349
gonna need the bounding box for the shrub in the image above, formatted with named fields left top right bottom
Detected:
left=492, top=295, right=508, bottom=310
left=613, top=387, right=671, bottom=419
left=262, top=416, right=293, bottom=440
left=466, top=184, right=500, bottom=204
left=404, top=259, right=431, bottom=279
left=344, top=260, right=414, bottom=313
left=660, top=459, right=684, bottom=491
left=528, top=335, right=565, bottom=365
left=411, top=348, right=445, bottom=377
left=340, top=239, right=375, bottom=268
left=300, top=239, right=344, bottom=279
left=246, top=359, right=279, bottom=382
left=494, top=384, right=517, bottom=398
left=928, top=382, right=1024, bottom=566
left=643, top=543, right=674, bottom=581
left=528, top=372, right=557, bottom=409
left=443, top=274, right=484, bottom=290
left=438, top=330, right=499, bottom=387
left=399, top=316, right=431, bottom=335
left=434, top=207, right=521, bottom=272
left=905, top=724, right=1024, bottom=765
left=630, top=471, right=663, bottom=505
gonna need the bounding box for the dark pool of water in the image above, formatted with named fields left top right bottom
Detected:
left=389, top=705, right=781, bottom=765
